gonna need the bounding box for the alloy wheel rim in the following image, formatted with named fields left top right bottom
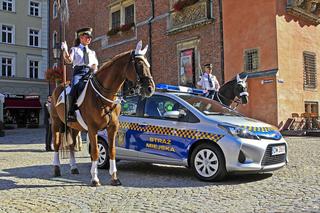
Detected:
left=194, top=149, right=218, bottom=177
left=98, top=143, right=107, bottom=166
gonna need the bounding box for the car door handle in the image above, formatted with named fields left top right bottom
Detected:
left=139, top=123, right=149, bottom=127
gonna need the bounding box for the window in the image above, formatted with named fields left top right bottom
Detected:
left=2, top=0, right=14, bottom=11
left=1, top=24, right=14, bottom=44
left=29, top=1, right=40, bottom=17
left=303, top=52, right=317, bottom=89
left=112, top=10, right=121, bottom=29
left=52, top=31, right=57, bottom=48
left=244, top=48, right=259, bottom=72
left=125, top=5, right=134, bottom=24
left=109, top=3, right=135, bottom=30
left=1, top=57, right=13, bottom=77
left=29, top=60, right=39, bottom=79
left=29, top=29, right=40, bottom=47
left=53, top=1, right=57, bottom=19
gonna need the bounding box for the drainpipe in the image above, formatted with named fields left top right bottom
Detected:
left=218, top=0, right=225, bottom=83
left=48, top=0, right=51, bottom=94
left=209, top=0, right=213, bottom=19
left=148, top=0, right=155, bottom=74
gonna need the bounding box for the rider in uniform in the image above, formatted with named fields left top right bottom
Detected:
left=61, top=27, right=98, bottom=122
left=197, top=63, right=220, bottom=99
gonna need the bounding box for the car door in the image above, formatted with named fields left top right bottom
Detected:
left=116, top=95, right=143, bottom=159
left=136, top=94, right=200, bottom=164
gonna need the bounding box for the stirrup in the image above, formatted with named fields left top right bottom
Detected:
left=67, top=112, right=77, bottom=122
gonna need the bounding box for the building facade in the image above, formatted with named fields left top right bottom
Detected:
left=0, top=0, right=49, bottom=127
left=49, top=0, right=223, bottom=91
left=223, top=0, right=320, bottom=126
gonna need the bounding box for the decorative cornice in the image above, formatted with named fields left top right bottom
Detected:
left=168, top=1, right=213, bottom=35
left=286, top=0, right=320, bottom=24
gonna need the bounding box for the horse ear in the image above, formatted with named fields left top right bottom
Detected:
left=135, top=40, right=143, bottom=55
left=243, top=75, right=248, bottom=82
left=140, top=44, right=148, bottom=56
left=236, top=74, right=240, bottom=82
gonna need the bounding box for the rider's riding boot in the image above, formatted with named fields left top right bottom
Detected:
left=67, top=89, right=77, bottom=122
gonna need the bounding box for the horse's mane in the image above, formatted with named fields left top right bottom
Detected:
left=220, top=78, right=236, bottom=91
left=97, top=50, right=132, bottom=73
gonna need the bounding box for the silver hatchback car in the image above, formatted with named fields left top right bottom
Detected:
left=92, top=84, right=288, bottom=181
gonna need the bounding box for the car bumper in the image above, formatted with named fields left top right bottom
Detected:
left=218, top=135, right=288, bottom=173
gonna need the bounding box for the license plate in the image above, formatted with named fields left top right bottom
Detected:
left=271, top=145, right=286, bottom=156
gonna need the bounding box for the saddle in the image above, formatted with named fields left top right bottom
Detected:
left=68, top=72, right=91, bottom=109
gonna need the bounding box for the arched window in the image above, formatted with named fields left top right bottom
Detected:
left=53, top=1, right=58, bottom=19
left=52, top=31, right=57, bottom=48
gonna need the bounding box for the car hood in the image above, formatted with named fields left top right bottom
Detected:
left=206, top=115, right=282, bottom=140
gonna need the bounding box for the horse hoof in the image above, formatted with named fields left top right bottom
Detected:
left=91, top=180, right=101, bottom=187
left=110, top=179, right=122, bottom=186
left=53, top=166, right=61, bottom=177
left=71, top=168, right=79, bottom=174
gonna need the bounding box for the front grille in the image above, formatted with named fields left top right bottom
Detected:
left=261, top=144, right=286, bottom=166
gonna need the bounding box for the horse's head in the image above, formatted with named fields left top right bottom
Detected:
left=235, top=74, right=249, bottom=104
left=126, top=41, right=155, bottom=98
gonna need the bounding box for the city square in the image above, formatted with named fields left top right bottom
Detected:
left=0, top=128, right=319, bottom=212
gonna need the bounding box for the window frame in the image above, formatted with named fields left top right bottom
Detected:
left=303, top=51, right=317, bottom=89
left=53, top=0, right=58, bottom=19
left=28, top=28, right=41, bottom=47
left=0, top=23, right=15, bottom=44
left=109, top=1, right=135, bottom=30
left=28, top=59, right=39, bottom=79
left=29, top=0, right=41, bottom=17
left=2, top=0, right=15, bottom=12
left=0, top=52, right=15, bottom=77
left=244, top=48, right=260, bottom=72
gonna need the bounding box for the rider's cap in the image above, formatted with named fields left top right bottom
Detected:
left=204, top=63, right=213, bottom=68
left=77, top=27, right=93, bottom=38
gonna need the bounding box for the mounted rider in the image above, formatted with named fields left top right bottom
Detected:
left=61, top=27, right=99, bottom=122
left=197, top=63, right=220, bottom=99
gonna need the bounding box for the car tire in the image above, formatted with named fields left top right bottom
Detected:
left=97, top=138, right=110, bottom=169
left=190, top=143, right=227, bottom=181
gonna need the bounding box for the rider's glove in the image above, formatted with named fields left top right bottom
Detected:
left=61, top=41, right=68, bottom=53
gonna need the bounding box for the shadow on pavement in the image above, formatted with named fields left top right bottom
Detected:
left=0, top=149, right=44, bottom=153
left=0, top=161, right=273, bottom=190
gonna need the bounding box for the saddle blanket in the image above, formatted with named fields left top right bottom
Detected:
left=55, top=81, right=89, bottom=131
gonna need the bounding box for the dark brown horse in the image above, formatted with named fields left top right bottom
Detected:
left=214, top=74, right=249, bottom=108
left=51, top=41, right=155, bottom=186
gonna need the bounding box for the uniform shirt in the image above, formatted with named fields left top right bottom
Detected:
left=69, top=44, right=98, bottom=68
left=197, top=73, right=220, bottom=91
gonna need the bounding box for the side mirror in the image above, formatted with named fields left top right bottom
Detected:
left=163, top=110, right=186, bottom=119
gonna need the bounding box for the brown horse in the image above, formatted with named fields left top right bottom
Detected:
left=51, top=41, right=155, bottom=186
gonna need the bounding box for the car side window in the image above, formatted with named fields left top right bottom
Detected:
left=121, top=96, right=139, bottom=116
left=144, top=95, right=199, bottom=123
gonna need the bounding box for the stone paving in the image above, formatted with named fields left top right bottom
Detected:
left=0, top=128, right=319, bottom=212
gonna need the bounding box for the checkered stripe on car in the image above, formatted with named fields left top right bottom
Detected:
left=239, top=126, right=276, bottom=132
left=120, top=122, right=223, bottom=142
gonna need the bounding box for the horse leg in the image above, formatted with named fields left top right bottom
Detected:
left=107, top=123, right=121, bottom=186
left=69, top=129, right=79, bottom=175
left=88, top=129, right=101, bottom=187
left=52, top=121, right=62, bottom=177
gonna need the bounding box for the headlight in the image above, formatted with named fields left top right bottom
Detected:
left=219, top=124, right=260, bottom=140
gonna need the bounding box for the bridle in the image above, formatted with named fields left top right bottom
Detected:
left=127, top=51, right=153, bottom=95
left=89, top=51, right=153, bottom=104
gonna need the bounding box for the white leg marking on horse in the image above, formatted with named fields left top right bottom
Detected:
left=53, top=152, right=60, bottom=166
left=69, top=150, right=77, bottom=170
left=109, top=159, right=117, bottom=176
left=90, top=161, right=99, bottom=182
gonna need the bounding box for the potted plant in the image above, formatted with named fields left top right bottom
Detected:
left=45, top=67, right=63, bottom=85
left=120, top=22, right=135, bottom=32
left=173, top=0, right=199, bottom=12
left=107, top=27, right=121, bottom=36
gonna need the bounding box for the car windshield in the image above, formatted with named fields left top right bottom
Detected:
left=176, top=94, right=241, bottom=116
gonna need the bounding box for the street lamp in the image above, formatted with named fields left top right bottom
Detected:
left=52, top=43, right=61, bottom=60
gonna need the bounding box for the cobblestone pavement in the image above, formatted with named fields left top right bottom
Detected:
left=0, top=128, right=319, bottom=213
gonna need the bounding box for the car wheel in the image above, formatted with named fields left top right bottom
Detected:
left=97, top=138, right=110, bottom=169
left=191, top=143, right=227, bottom=181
